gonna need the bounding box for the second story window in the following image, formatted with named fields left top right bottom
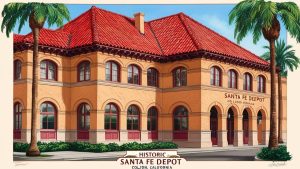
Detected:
left=128, top=64, right=140, bottom=85
left=173, top=67, right=187, bottom=87
left=228, top=69, right=237, bottom=89
left=243, top=73, right=252, bottom=91
left=147, top=68, right=159, bottom=87
left=40, top=60, right=57, bottom=81
left=14, top=60, right=22, bottom=80
left=210, top=66, right=222, bottom=86
left=78, top=61, right=90, bottom=82
left=257, top=75, right=266, bottom=93
left=106, top=61, right=120, bottom=82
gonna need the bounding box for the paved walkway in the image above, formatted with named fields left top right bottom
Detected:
left=14, top=145, right=265, bottom=161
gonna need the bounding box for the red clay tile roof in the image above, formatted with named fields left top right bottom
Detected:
left=13, top=6, right=269, bottom=66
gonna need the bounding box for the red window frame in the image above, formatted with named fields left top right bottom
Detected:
left=257, top=75, right=266, bottom=93
left=243, top=73, right=252, bottom=91
left=14, top=60, right=22, bottom=80
left=105, top=61, right=120, bottom=82
left=210, top=66, right=222, bottom=86
left=14, top=102, right=22, bottom=139
left=40, top=60, right=57, bottom=81
left=173, top=106, right=188, bottom=140
left=147, top=107, right=158, bottom=139
left=147, top=68, right=159, bottom=87
left=128, top=64, right=141, bottom=85
left=40, top=102, right=57, bottom=139
left=228, top=69, right=237, bottom=89
left=172, top=67, right=187, bottom=87
left=78, top=61, right=91, bottom=82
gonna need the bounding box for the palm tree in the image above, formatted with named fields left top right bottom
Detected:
left=262, top=39, right=300, bottom=143
left=229, top=0, right=300, bottom=149
left=1, top=2, right=70, bottom=156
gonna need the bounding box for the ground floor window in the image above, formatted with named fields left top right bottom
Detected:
left=173, top=106, right=188, bottom=140
left=105, top=103, right=119, bottom=140
left=40, top=102, right=57, bottom=139
left=147, top=106, right=158, bottom=139
left=13, top=102, right=22, bottom=139
left=77, top=103, right=90, bottom=140
left=127, top=105, right=140, bottom=139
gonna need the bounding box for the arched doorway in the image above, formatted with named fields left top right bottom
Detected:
left=257, top=111, right=263, bottom=144
left=210, top=107, right=218, bottom=145
left=227, top=108, right=234, bottom=145
left=242, top=110, right=249, bottom=144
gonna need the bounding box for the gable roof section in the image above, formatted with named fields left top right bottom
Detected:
left=13, top=6, right=269, bottom=69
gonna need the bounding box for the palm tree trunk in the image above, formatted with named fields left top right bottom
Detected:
left=278, top=73, right=284, bottom=143
left=26, top=27, right=40, bottom=156
left=268, top=39, right=279, bottom=149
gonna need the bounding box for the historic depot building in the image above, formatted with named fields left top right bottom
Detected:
left=13, top=6, right=287, bottom=147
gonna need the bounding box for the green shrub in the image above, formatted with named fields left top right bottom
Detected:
left=13, top=142, right=29, bottom=152
left=257, top=145, right=292, bottom=161
left=13, top=141, right=178, bottom=153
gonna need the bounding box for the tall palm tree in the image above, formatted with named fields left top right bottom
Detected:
left=1, top=2, right=70, bottom=156
left=262, top=39, right=300, bottom=143
left=229, top=0, right=300, bottom=149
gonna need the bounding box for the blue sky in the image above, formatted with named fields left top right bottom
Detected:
left=13, top=4, right=287, bottom=56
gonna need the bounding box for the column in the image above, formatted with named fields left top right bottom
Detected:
left=140, top=111, right=150, bottom=143
left=218, top=114, right=228, bottom=147
left=200, top=112, right=212, bottom=148
left=119, top=110, right=128, bottom=143
left=249, top=115, right=258, bottom=146
left=234, top=115, right=243, bottom=146
left=89, top=109, right=98, bottom=144
left=158, top=114, right=173, bottom=141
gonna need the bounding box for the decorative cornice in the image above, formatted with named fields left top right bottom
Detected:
left=14, top=42, right=270, bottom=71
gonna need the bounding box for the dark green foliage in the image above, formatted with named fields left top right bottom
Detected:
left=257, top=145, right=292, bottom=161
left=13, top=141, right=177, bottom=153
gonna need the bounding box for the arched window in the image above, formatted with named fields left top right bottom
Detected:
left=147, top=68, right=159, bottom=87
left=105, top=103, right=119, bottom=130
left=40, top=102, right=57, bottom=139
left=147, top=107, right=158, bottom=131
left=14, top=103, right=22, bottom=130
left=78, top=103, right=90, bottom=130
left=173, top=106, right=188, bottom=140
left=14, top=60, right=22, bottom=80
left=257, top=75, right=266, bottom=93
left=210, top=66, right=222, bottom=86
left=243, top=73, right=252, bottom=91
left=78, top=61, right=90, bottom=82
left=105, top=61, right=120, bottom=82
left=40, top=60, right=57, bottom=80
left=128, top=64, right=141, bottom=85
left=14, top=103, right=22, bottom=139
left=228, top=69, right=237, bottom=89
left=173, top=67, right=187, bottom=87
left=127, top=105, right=140, bottom=130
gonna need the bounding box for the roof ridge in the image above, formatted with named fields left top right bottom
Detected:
left=148, top=23, right=164, bottom=55
left=181, top=13, right=268, bottom=64
left=91, top=6, right=98, bottom=43
left=178, top=13, right=201, bottom=50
